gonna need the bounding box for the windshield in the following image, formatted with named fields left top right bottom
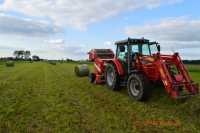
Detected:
left=136, top=43, right=158, bottom=56
left=131, top=44, right=150, bottom=55
left=129, top=43, right=159, bottom=56
left=142, top=44, right=150, bottom=55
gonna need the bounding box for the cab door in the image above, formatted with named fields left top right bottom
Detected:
left=116, top=45, right=128, bottom=74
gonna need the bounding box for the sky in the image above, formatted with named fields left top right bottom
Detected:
left=0, top=0, right=200, bottom=60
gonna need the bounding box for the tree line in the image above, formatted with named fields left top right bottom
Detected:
left=183, top=60, right=200, bottom=65
left=4, top=50, right=199, bottom=64
left=0, top=50, right=75, bottom=62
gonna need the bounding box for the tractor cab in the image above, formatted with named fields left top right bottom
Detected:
left=115, top=38, right=160, bottom=74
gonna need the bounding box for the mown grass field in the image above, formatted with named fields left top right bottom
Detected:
left=0, top=62, right=199, bottom=133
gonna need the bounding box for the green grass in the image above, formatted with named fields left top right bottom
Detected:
left=0, top=62, right=199, bottom=132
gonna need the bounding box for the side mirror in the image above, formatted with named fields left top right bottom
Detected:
left=157, top=45, right=161, bottom=52
left=119, top=46, right=125, bottom=52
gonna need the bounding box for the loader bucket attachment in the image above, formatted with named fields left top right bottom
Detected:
left=156, top=53, right=199, bottom=99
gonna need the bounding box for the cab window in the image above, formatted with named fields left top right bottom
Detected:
left=132, top=45, right=139, bottom=53
left=150, top=44, right=158, bottom=55
left=142, top=44, right=150, bottom=55
left=117, top=45, right=128, bottom=61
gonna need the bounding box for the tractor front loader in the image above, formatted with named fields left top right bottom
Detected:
left=154, top=53, right=199, bottom=99
left=87, top=38, right=199, bottom=101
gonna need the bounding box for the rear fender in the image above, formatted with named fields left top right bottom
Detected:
left=107, top=58, right=125, bottom=76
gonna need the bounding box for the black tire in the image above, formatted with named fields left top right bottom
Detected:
left=105, top=64, right=120, bottom=91
left=89, top=73, right=96, bottom=83
left=127, top=74, right=150, bottom=101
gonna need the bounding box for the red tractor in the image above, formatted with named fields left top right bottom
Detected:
left=88, top=38, right=199, bottom=101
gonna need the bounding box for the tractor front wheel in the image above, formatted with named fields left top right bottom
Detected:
left=127, top=74, right=150, bottom=101
left=105, top=64, right=120, bottom=91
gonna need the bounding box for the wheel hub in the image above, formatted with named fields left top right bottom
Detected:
left=107, top=68, right=114, bottom=86
left=130, top=79, right=140, bottom=96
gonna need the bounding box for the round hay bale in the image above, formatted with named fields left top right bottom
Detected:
left=74, top=64, right=89, bottom=77
left=6, top=61, right=15, bottom=67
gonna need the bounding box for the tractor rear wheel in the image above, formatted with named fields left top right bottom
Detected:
left=105, top=64, right=120, bottom=91
left=127, top=74, right=150, bottom=101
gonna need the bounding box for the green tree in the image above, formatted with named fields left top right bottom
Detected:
left=13, top=51, right=20, bottom=59
left=24, top=51, right=31, bottom=60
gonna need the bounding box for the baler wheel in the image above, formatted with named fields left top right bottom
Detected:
left=89, top=73, right=96, bottom=83
left=105, top=64, right=120, bottom=91
left=127, top=74, right=150, bottom=101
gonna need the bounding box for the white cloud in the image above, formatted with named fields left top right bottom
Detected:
left=0, top=34, right=87, bottom=60
left=0, top=0, right=185, bottom=60
left=48, top=44, right=87, bottom=60
left=0, top=14, right=68, bottom=59
left=0, top=13, right=61, bottom=37
left=0, top=0, right=182, bottom=30
left=125, top=17, right=200, bottom=59
left=104, top=41, right=112, bottom=46
left=47, top=39, right=65, bottom=44
left=125, top=17, right=200, bottom=42
left=32, top=46, right=87, bottom=60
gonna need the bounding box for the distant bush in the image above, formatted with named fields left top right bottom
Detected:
left=6, top=61, right=15, bottom=67
left=49, top=61, right=56, bottom=65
